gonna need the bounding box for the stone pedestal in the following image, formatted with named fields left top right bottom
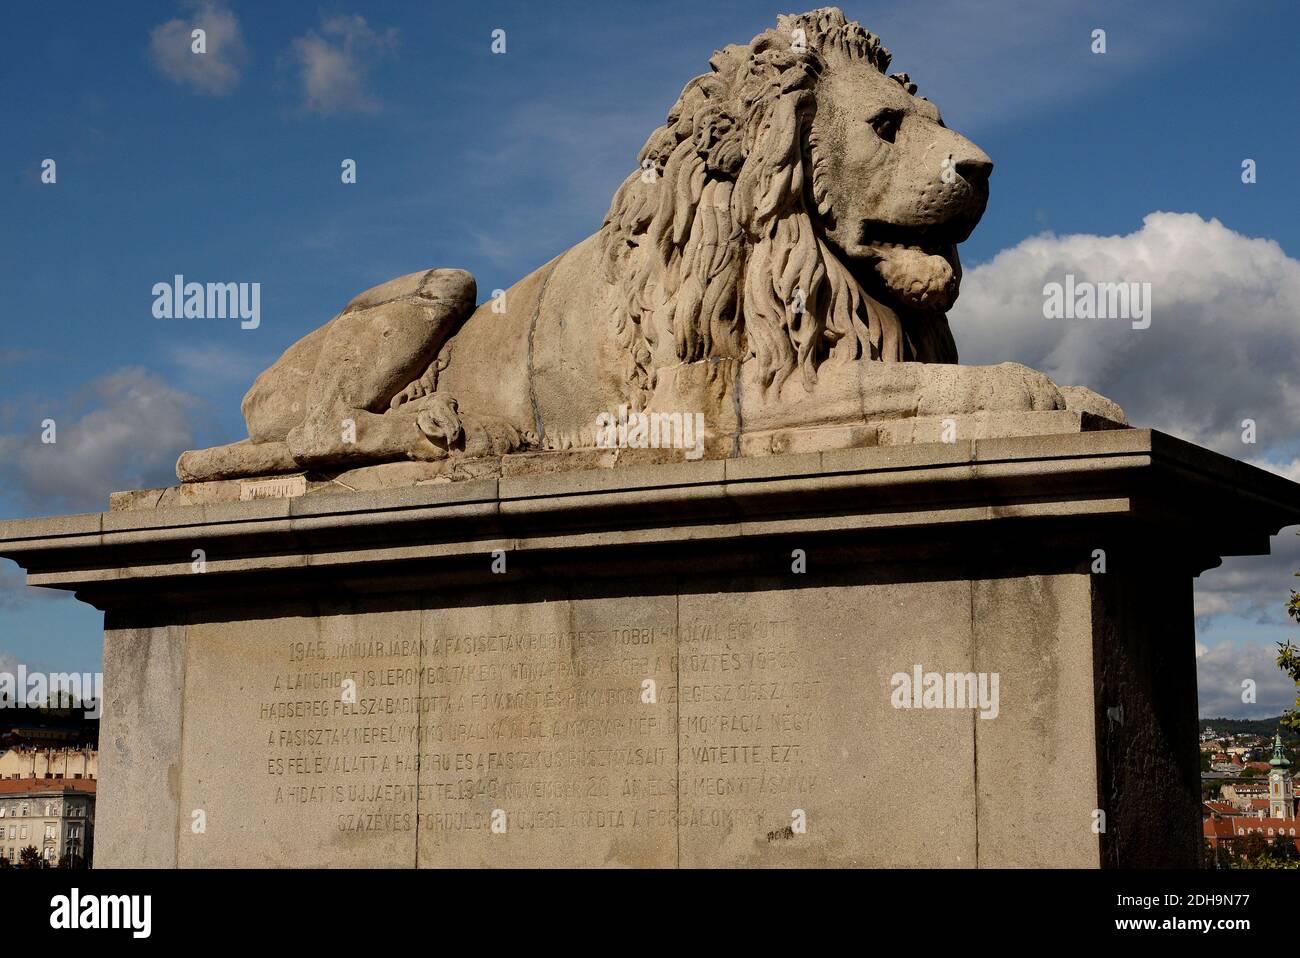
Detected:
left=3, top=430, right=1298, bottom=868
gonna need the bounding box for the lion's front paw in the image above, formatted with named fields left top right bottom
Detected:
left=411, top=397, right=527, bottom=460
left=414, top=395, right=463, bottom=448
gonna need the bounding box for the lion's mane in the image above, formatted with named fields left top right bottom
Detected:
left=598, top=7, right=957, bottom=409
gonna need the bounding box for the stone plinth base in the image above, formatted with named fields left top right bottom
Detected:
left=3, top=430, right=1298, bottom=867
left=109, top=407, right=1124, bottom=513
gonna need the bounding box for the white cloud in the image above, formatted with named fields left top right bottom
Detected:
left=290, top=15, right=398, bottom=115
left=149, top=1, right=248, bottom=95
left=1194, top=593, right=1238, bottom=620
left=0, top=368, right=200, bottom=513
left=951, top=212, right=1300, bottom=455
left=950, top=213, right=1300, bottom=630
left=1196, top=639, right=1296, bottom=719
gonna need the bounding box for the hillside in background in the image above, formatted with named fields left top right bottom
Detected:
left=1200, top=717, right=1297, bottom=742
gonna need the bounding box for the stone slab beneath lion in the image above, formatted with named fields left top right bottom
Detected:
left=130, top=394, right=1125, bottom=512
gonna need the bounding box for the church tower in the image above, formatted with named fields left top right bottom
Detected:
left=1268, top=733, right=1293, bottom=820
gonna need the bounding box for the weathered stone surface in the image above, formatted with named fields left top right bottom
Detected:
left=1059, top=385, right=1129, bottom=425
left=172, top=9, right=1125, bottom=486
left=121, top=408, right=1127, bottom=512
left=413, top=591, right=679, bottom=868
left=673, top=579, right=978, bottom=868
left=94, top=623, right=187, bottom=868
left=874, top=409, right=1122, bottom=446
left=4, top=432, right=1297, bottom=868
left=175, top=605, right=424, bottom=868
left=971, top=574, right=1100, bottom=867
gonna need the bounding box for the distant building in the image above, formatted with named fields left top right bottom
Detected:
left=0, top=725, right=88, bottom=749
left=0, top=779, right=95, bottom=866
left=1267, top=733, right=1294, bottom=821
left=1204, top=814, right=1300, bottom=857
left=0, top=748, right=97, bottom=781
left=1221, top=781, right=1272, bottom=809
left=1204, top=734, right=1298, bottom=863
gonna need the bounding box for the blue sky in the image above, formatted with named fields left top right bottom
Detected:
left=2, top=0, right=1300, bottom=716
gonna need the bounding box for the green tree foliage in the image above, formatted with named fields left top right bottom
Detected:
left=18, top=846, right=42, bottom=869
left=1269, top=835, right=1299, bottom=861
left=1279, top=579, right=1300, bottom=732
left=1209, top=833, right=1300, bottom=869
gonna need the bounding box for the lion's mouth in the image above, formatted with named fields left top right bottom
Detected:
left=864, top=238, right=953, bottom=258
left=855, top=216, right=976, bottom=254
left=839, top=220, right=969, bottom=312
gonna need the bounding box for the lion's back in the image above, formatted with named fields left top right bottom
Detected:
left=437, top=233, right=629, bottom=445
left=436, top=249, right=566, bottom=431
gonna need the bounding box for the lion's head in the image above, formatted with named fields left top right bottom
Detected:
left=600, top=7, right=993, bottom=404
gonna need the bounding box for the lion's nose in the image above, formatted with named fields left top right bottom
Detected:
left=935, top=129, right=993, bottom=186
left=954, top=153, right=993, bottom=185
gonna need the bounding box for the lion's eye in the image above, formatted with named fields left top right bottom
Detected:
left=869, top=110, right=901, bottom=144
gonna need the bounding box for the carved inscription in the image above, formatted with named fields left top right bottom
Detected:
left=418, top=623, right=677, bottom=850
left=678, top=619, right=818, bottom=841
left=265, top=636, right=422, bottom=836
left=242, top=612, right=819, bottom=864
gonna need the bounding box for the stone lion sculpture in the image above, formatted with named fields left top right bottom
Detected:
left=178, top=7, right=1121, bottom=483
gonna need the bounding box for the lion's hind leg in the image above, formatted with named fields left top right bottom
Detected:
left=282, top=269, right=478, bottom=468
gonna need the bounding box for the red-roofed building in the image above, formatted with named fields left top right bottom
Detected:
left=1203, top=815, right=1300, bottom=858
